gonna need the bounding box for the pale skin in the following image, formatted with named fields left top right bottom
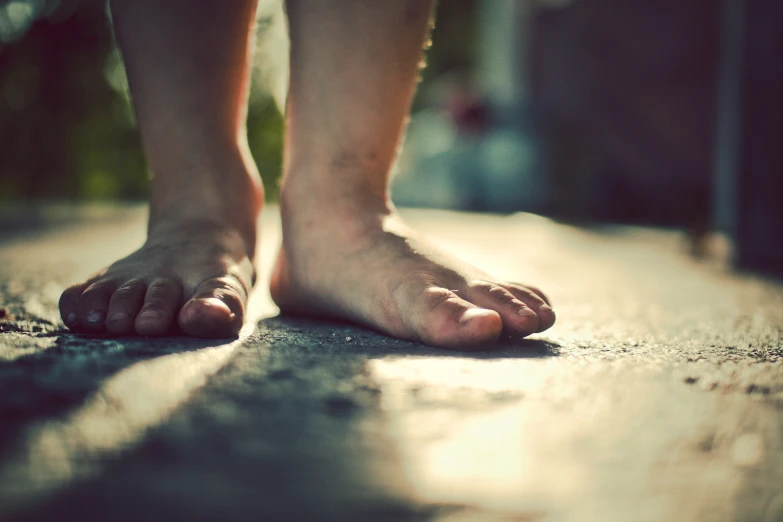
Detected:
left=59, top=0, right=556, bottom=349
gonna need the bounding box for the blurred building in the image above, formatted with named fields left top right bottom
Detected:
left=393, top=1, right=546, bottom=214
left=394, top=0, right=783, bottom=274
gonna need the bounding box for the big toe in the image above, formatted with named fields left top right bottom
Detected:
left=178, top=277, right=246, bottom=338
left=415, top=288, right=503, bottom=349
left=179, top=298, right=242, bottom=338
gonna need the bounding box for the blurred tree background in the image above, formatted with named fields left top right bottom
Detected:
left=0, top=0, right=474, bottom=203
left=0, top=0, right=285, bottom=202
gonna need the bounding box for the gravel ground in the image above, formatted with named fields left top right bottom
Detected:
left=0, top=205, right=781, bottom=522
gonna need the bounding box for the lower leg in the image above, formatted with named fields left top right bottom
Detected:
left=282, top=0, right=431, bottom=208
left=113, top=0, right=262, bottom=240
left=59, top=0, right=262, bottom=337
left=273, top=0, right=555, bottom=349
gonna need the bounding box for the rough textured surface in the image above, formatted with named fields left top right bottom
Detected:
left=1, top=206, right=782, bottom=522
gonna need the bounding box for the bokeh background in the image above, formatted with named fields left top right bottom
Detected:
left=0, top=0, right=284, bottom=202
left=1, top=0, right=781, bottom=273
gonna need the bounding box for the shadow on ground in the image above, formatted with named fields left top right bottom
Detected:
left=256, top=315, right=561, bottom=359
left=0, top=328, right=231, bottom=462
left=2, top=314, right=559, bottom=522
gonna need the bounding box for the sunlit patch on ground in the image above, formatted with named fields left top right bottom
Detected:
left=368, top=356, right=779, bottom=522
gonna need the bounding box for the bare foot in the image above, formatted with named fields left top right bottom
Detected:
left=59, top=164, right=261, bottom=338
left=271, top=199, right=555, bottom=350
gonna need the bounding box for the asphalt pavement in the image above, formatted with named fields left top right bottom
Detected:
left=1, top=205, right=781, bottom=522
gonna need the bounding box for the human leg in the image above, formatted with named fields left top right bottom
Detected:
left=273, top=0, right=555, bottom=349
left=59, top=0, right=262, bottom=337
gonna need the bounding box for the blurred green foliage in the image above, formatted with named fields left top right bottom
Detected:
left=247, top=94, right=284, bottom=203
left=0, top=0, right=285, bottom=202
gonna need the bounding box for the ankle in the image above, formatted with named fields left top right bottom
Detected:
left=146, top=210, right=260, bottom=260
left=279, top=171, right=392, bottom=224
left=147, top=148, right=263, bottom=250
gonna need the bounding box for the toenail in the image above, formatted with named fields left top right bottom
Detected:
left=139, top=310, right=163, bottom=320
left=190, top=298, right=234, bottom=317
left=108, top=311, right=130, bottom=322
left=86, top=311, right=104, bottom=323
left=517, top=307, right=537, bottom=316
left=459, top=308, right=491, bottom=324
left=65, top=312, right=78, bottom=324
left=539, top=304, right=553, bottom=312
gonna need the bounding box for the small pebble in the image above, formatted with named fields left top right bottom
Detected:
left=345, top=337, right=352, bottom=342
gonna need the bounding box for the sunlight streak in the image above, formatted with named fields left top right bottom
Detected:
left=0, top=339, right=242, bottom=514
left=369, top=356, right=747, bottom=521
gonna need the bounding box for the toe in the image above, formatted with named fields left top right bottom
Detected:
left=178, top=276, right=247, bottom=338
left=414, top=287, right=502, bottom=349
left=59, top=284, right=86, bottom=332
left=518, top=283, right=552, bottom=306
left=106, top=279, right=146, bottom=335
left=77, top=281, right=117, bottom=333
left=465, top=282, right=540, bottom=338
left=135, top=278, right=182, bottom=336
left=505, top=283, right=556, bottom=332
